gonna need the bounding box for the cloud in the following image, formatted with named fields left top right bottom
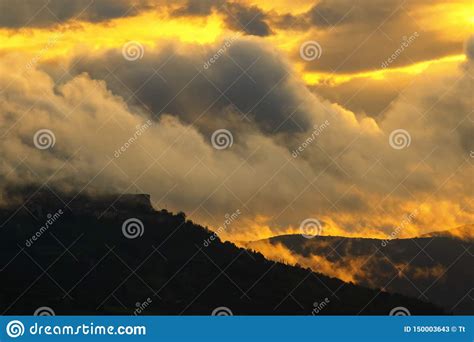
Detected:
left=308, top=75, right=409, bottom=118
left=221, top=2, right=272, bottom=36
left=69, top=38, right=313, bottom=135
left=0, top=0, right=272, bottom=38
left=270, top=0, right=467, bottom=73
left=242, top=239, right=373, bottom=284
left=465, top=35, right=474, bottom=61
left=1, top=34, right=473, bottom=240
left=172, top=0, right=222, bottom=17
left=0, top=0, right=153, bottom=28
left=172, top=0, right=272, bottom=36
left=0, top=0, right=467, bottom=76
left=305, top=0, right=403, bottom=27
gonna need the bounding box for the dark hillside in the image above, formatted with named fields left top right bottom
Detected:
left=0, top=191, right=443, bottom=315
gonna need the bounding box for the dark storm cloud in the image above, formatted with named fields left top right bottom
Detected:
left=0, top=0, right=273, bottom=37
left=172, top=0, right=272, bottom=36
left=305, top=0, right=401, bottom=27
left=172, top=0, right=223, bottom=17
left=0, top=0, right=152, bottom=28
left=269, top=0, right=407, bottom=31
left=221, top=3, right=272, bottom=36
left=69, top=39, right=311, bottom=135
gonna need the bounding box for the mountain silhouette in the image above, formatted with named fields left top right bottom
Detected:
left=246, top=232, right=473, bottom=314
left=0, top=191, right=443, bottom=315
left=422, top=224, right=474, bottom=241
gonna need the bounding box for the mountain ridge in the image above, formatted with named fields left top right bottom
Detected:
left=0, top=191, right=443, bottom=315
left=245, top=232, right=473, bottom=314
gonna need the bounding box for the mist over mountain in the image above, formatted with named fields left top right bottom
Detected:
left=245, top=232, right=473, bottom=314
left=0, top=191, right=442, bottom=315
left=422, top=224, right=474, bottom=241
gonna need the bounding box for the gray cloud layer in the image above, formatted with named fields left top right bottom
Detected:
left=172, top=0, right=272, bottom=36
left=0, top=0, right=272, bottom=37
left=0, top=0, right=152, bottom=28
left=70, top=39, right=312, bottom=135
left=265, top=0, right=464, bottom=73
left=0, top=0, right=464, bottom=74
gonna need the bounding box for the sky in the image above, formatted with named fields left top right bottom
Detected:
left=0, top=0, right=473, bottom=241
